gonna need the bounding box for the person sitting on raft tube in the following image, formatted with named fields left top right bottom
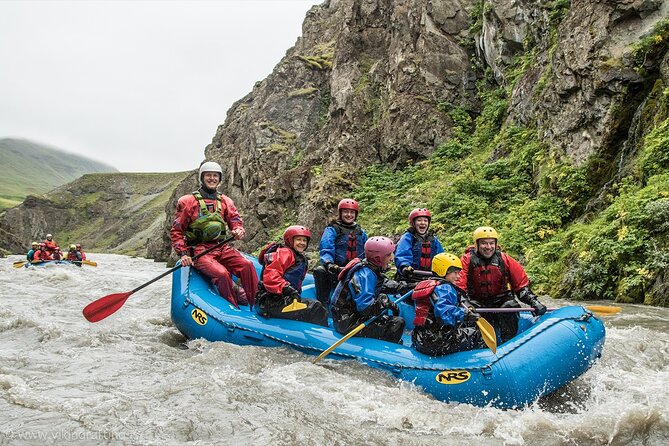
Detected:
left=254, top=225, right=328, bottom=326
left=456, top=226, right=547, bottom=343
left=32, top=242, right=53, bottom=262
left=66, top=244, right=83, bottom=265
left=75, top=243, right=86, bottom=260
left=26, top=242, right=38, bottom=261
left=44, top=234, right=62, bottom=260
left=411, top=253, right=485, bottom=356
left=394, top=208, right=444, bottom=283
left=170, top=161, right=257, bottom=308
left=313, top=198, right=368, bottom=307
left=331, top=236, right=405, bottom=344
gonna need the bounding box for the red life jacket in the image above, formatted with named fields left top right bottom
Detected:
left=44, top=240, right=59, bottom=252
left=34, top=250, right=52, bottom=261
left=411, top=279, right=444, bottom=326
left=258, top=241, right=281, bottom=265
left=466, top=247, right=511, bottom=300
left=337, top=258, right=362, bottom=281
left=331, top=221, right=364, bottom=263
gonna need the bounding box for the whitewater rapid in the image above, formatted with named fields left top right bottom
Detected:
left=1, top=253, right=668, bottom=445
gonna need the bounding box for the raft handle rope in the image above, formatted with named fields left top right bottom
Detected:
left=182, top=281, right=595, bottom=373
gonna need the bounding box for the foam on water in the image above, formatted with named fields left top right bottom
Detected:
left=1, top=253, right=668, bottom=445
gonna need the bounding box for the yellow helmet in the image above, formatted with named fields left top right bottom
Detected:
left=431, top=253, right=463, bottom=277
left=70, top=244, right=77, bottom=250
left=31, top=241, right=38, bottom=247
left=473, top=226, right=499, bottom=244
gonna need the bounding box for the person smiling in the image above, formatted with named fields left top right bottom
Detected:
left=313, top=198, right=368, bottom=306
left=170, top=161, right=257, bottom=308
left=456, top=226, right=547, bottom=343
left=394, top=208, right=444, bottom=283
left=254, top=225, right=328, bottom=326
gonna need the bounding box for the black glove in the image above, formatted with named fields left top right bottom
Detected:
left=325, top=263, right=340, bottom=274
left=463, top=307, right=480, bottom=323
left=518, top=287, right=547, bottom=316
left=282, top=285, right=300, bottom=301
left=401, top=265, right=414, bottom=276
left=530, top=299, right=547, bottom=316
left=382, top=280, right=407, bottom=294
left=378, top=294, right=400, bottom=317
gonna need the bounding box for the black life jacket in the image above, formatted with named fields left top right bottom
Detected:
left=331, top=258, right=383, bottom=313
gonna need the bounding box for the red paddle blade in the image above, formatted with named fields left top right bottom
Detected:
left=82, top=291, right=133, bottom=322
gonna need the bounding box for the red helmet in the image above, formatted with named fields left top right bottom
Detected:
left=338, top=198, right=359, bottom=214
left=39, top=243, right=46, bottom=248
left=75, top=243, right=81, bottom=248
left=364, top=236, right=395, bottom=268
left=408, top=208, right=432, bottom=225
left=283, top=225, right=312, bottom=249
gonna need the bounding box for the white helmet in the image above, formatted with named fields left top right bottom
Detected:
left=198, top=161, right=223, bottom=186
left=46, top=233, right=53, bottom=238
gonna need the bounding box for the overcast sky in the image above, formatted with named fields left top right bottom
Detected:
left=0, top=0, right=321, bottom=172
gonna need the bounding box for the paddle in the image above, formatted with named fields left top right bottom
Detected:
left=312, top=290, right=414, bottom=364
left=83, top=236, right=235, bottom=323
left=471, top=310, right=497, bottom=354
left=79, top=259, right=97, bottom=267
left=475, top=305, right=622, bottom=317
left=282, top=299, right=308, bottom=312
left=12, top=260, right=28, bottom=268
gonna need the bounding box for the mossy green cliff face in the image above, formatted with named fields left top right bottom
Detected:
left=149, top=0, right=665, bottom=306
left=2, top=0, right=665, bottom=307
left=0, top=172, right=190, bottom=257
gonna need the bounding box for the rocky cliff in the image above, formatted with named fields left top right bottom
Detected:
left=155, top=0, right=482, bottom=254
left=154, top=0, right=665, bottom=241
left=144, top=0, right=668, bottom=307
left=3, top=0, right=667, bottom=305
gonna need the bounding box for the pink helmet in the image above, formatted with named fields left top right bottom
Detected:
left=338, top=198, right=359, bottom=216
left=364, top=236, right=395, bottom=268
left=283, top=225, right=312, bottom=249
left=408, top=208, right=432, bottom=226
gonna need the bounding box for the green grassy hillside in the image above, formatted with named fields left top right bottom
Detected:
left=0, top=138, right=117, bottom=209
left=43, top=172, right=191, bottom=256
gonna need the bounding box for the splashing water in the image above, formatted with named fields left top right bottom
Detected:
left=1, top=254, right=668, bottom=445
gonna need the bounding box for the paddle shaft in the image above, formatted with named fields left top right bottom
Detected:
left=313, top=290, right=413, bottom=364
left=476, top=307, right=551, bottom=313
left=82, top=235, right=235, bottom=322
left=475, top=305, right=621, bottom=316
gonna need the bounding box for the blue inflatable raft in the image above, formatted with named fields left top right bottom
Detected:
left=171, top=257, right=606, bottom=408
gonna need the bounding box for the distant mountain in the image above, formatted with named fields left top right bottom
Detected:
left=0, top=171, right=193, bottom=257
left=0, top=138, right=117, bottom=209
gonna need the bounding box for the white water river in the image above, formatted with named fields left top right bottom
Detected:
left=1, top=253, right=668, bottom=445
